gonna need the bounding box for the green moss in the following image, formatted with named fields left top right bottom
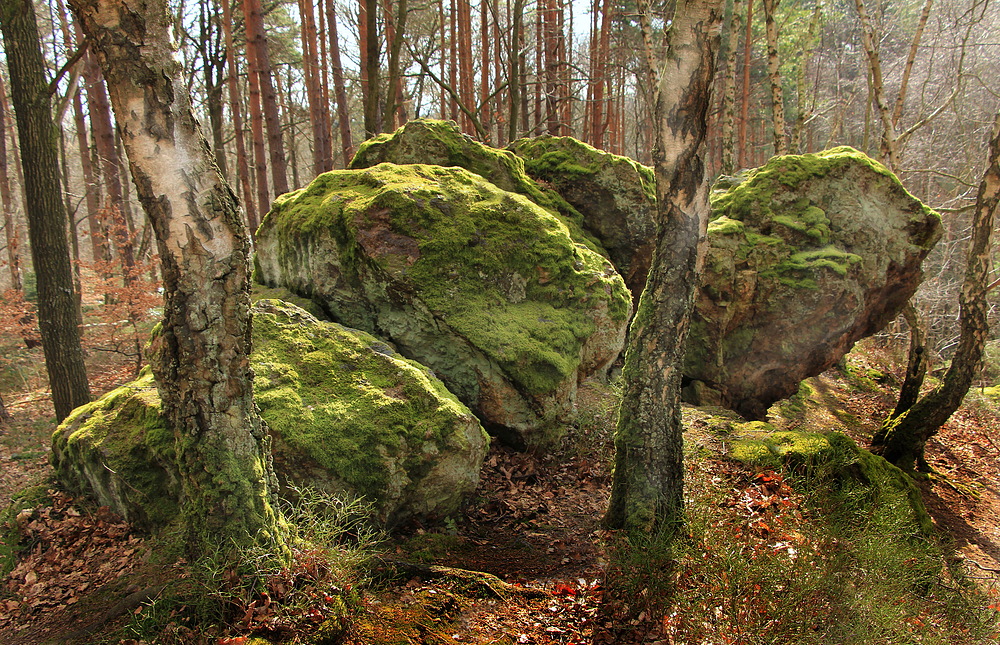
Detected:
left=728, top=428, right=933, bottom=535
left=348, top=119, right=601, bottom=253
left=260, top=163, right=630, bottom=397
left=252, top=299, right=483, bottom=502
left=707, top=215, right=745, bottom=236
left=508, top=134, right=657, bottom=204
left=52, top=369, right=180, bottom=529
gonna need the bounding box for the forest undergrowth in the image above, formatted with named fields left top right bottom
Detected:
left=1, top=328, right=1000, bottom=644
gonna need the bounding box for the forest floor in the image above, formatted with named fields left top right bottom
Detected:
left=2, top=338, right=1000, bottom=644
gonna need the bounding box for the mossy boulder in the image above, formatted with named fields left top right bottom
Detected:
left=684, top=148, right=941, bottom=418
left=508, top=135, right=657, bottom=297
left=348, top=119, right=600, bottom=253
left=253, top=163, right=631, bottom=448
left=685, top=406, right=933, bottom=535
left=51, top=300, right=490, bottom=529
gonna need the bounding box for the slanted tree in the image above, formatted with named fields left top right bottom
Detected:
left=0, top=0, right=91, bottom=422
left=604, top=0, right=723, bottom=533
left=871, top=110, right=1000, bottom=471
left=69, top=0, right=287, bottom=556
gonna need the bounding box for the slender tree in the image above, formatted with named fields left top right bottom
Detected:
left=325, top=0, right=353, bottom=163
left=220, top=0, right=259, bottom=232
left=871, top=110, right=1000, bottom=471
left=243, top=0, right=289, bottom=195
left=0, top=0, right=91, bottom=421
left=0, top=72, right=22, bottom=292
left=69, top=0, right=287, bottom=556
left=604, top=0, right=723, bottom=533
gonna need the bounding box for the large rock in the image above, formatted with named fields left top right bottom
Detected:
left=684, top=147, right=941, bottom=418
left=349, top=119, right=600, bottom=251
left=254, top=163, right=631, bottom=448
left=508, top=135, right=657, bottom=297
left=51, top=300, right=489, bottom=528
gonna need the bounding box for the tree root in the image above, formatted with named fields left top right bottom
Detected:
left=371, top=557, right=549, bottom=600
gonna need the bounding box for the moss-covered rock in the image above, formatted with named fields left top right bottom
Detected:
left=52, top=300, right=490, bottom=529
left=684, top=148, right=941, bottom=418
left=508, top=135, right=657, bottom=297
left=686, top=407, right=933, bottom=535
left=254, top=163, right=631, bottom=448
left=348, top=119, right=601, bottom=253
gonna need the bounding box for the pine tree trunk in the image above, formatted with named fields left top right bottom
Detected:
left=384, top=0, right=409, bottom=131
left=221, top=0, right=259, bottom=232
left=243, top=0, right=289, bottom=195
left=604, top=0, right=722, bottom=534
left=299, top=0, right=327, bottom=176
left=480, top=0, right=491, bottom=142
left=326, top=0, right=354, bottom=164
left=69, top=0, right=287, bottom=556
left=871, top=112, right=1000, bottom=471
left=1, top=0, right=91, bottom=421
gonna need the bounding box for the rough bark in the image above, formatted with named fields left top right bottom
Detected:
left=69, top=0, right=286, bottom=555
left=871, top=112, right=1000, bottom=471
left=604, top=0, right=722, bottom=534
left=361, top=0, right=382, bottom=137
left=1, top=0, right=91, bottom=422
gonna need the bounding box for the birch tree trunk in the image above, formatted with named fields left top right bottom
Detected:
left=0, top=0, right=91, bottom=422
left=870, top=111, right=1000, bottom=471
left=0, top=72, right=23, bottom=291
left=604, top=0, right=723, bottom=534
left=762, top=0, right=786, bottom=155
left=69, top=0, right=287, bottom=555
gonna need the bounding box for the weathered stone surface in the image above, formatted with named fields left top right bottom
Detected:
left=51, top=300, right=489, bottom=528
left=684, top=148, right=941, bottom=418
left=254, top=163, right=631, bottom=448
left=508, top=135, right=657, bottom=297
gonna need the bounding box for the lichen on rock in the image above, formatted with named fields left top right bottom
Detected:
left=254, top=163, right=630, bottom=448
left=684, top=147, right=942, bottom=419
left=52, top=300, right=490, bottom=529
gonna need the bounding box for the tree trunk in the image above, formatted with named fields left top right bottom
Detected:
left=762, top=0, right=786, bottom=155
left=384, top=0, right=409, bottom=131
left=299, top=0, right=329, bottom=176
left=360, top=0, right=383, bottom=137
left=720, top=0, right=741, bottom=174
left=871, top=111, right=1000, bottom=471
left=326, top=0, right=354, bottom=164
left=243, top=0, right=289, bottom=195
left=790, top=0, right=822, bottom=152
left=604, top=0, right=722, bottom=534
left=738, top=0, right=753, bottom=167
left=480, top=0, right=491, bottom=142
left=854, top=0, right=898, bottom=170
left=221, top=0, right=259, bottom=233
left=0, top=71, right=23, bottom=291
left=69, top=0, right=287, bottom=556
left=244, top=26, right=271, bottom=218
left=1, top=0, right=91, bottom=421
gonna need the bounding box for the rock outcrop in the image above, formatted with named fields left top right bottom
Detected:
left=508, top=135, right=657, bottom=297
left=51, top=300, right=489, bottom=528
left=254, top=163, right=631, bottom=448
left=684, top=148, right=941, bottom=418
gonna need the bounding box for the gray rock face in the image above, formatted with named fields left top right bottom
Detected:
left=683, top=147, right=941, bottom=418
left=253, top=163, right=631, bottom=449
left=508, top=135, right=658, bottom=298
left=51, top=300, right=490, bottom=528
